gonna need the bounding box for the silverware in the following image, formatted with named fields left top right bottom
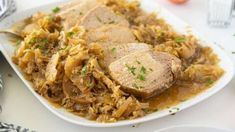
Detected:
left=0, top=0, right=24, bottom=38
left=0, top=0, right=8, bottom=17
left=0, top=122, right=36, bottom=132
left=0, top=29, right=21, bottom=38
left=0, top=20, right=27, bottom=38
left=0, top=0, right=20, bottom=37
left=0, top=0, right=16, bottom=21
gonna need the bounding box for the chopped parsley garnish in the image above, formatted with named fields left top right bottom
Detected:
left=41, top=38, right=49, bottom=44
left=136, top=60, right=141, bottom=64
left=137, top=66, right=147, bottom=81
left=66, top=31, right=75, bottom=37
left=125, top=64, right=136, bottom=75
left=16, top=40, right=21, bottom=45
left=108, top=21, right=115, bottom=24
left=140, top=66, right=146, bottom=74
left=29, top=38, right=49, bottom=45
left=87, top=82, right=95, bottom=89
left=52, top=7, right=60, bottom=13
left=125, top=64, right=148, bottom=81
left=111, top=47, right=116, bottom=53
left=35, top=45, right=44, bottom=50
left=29, top=38, right=37, bottom=44
left=207, top=79, right=214, bottom=85
left=137, top=74, right=145, bottom=81
left=96, top=16, right=102, bottom=23
left=132, top=83, right=143, bottom=89
left=81, top=65, right=87, bottom=76
left=175, top=37, right=185, bottom=44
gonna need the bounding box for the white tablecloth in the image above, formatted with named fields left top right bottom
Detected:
left=0, top=0, right=235, bottom=131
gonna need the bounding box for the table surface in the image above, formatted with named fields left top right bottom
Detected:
left=0, top=0, right=235, bottom=132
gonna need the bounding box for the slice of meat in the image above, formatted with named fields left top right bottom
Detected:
left=57, top=0, right=99, bottom=29
left=86, top=25, right=137, bottom=45
left=80, top=5, right=129, bottom=30
left=109, top=51, right=181, bottom=99
left=102, top=43, right=152, bottom=67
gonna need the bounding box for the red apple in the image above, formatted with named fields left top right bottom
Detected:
left=169, top=0, right=189, bottom=4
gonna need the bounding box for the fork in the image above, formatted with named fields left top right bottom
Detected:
left=0, top=0, right=22, bottom=38
left=0, top=0, right=8, bottom=17
left=0, top=0, right=16, bottom=21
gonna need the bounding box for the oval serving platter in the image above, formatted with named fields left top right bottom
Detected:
left=0, top=0, right=234, bottom=127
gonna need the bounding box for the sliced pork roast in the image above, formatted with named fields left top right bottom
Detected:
left=57, top=0, right=99, bottom=29
left=80, top=5, right=129, bottom=30
left=102, top=43, right=152, bottom=67
left=86, top=25, right=139, bottom=67
left=109, top=50, right=182, bottom=99
left=86, top=25, right=137, bottom=45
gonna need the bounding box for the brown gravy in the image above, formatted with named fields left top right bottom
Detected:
left=146, top=81, right=211, bottom=111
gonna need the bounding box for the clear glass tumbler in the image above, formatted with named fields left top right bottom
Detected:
left=207, top=0, right=235, bottom=27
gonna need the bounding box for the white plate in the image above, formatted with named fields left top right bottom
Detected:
left=0, top=0, right=234, bottom=127
left=155, top=125, right=233, bottom=132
